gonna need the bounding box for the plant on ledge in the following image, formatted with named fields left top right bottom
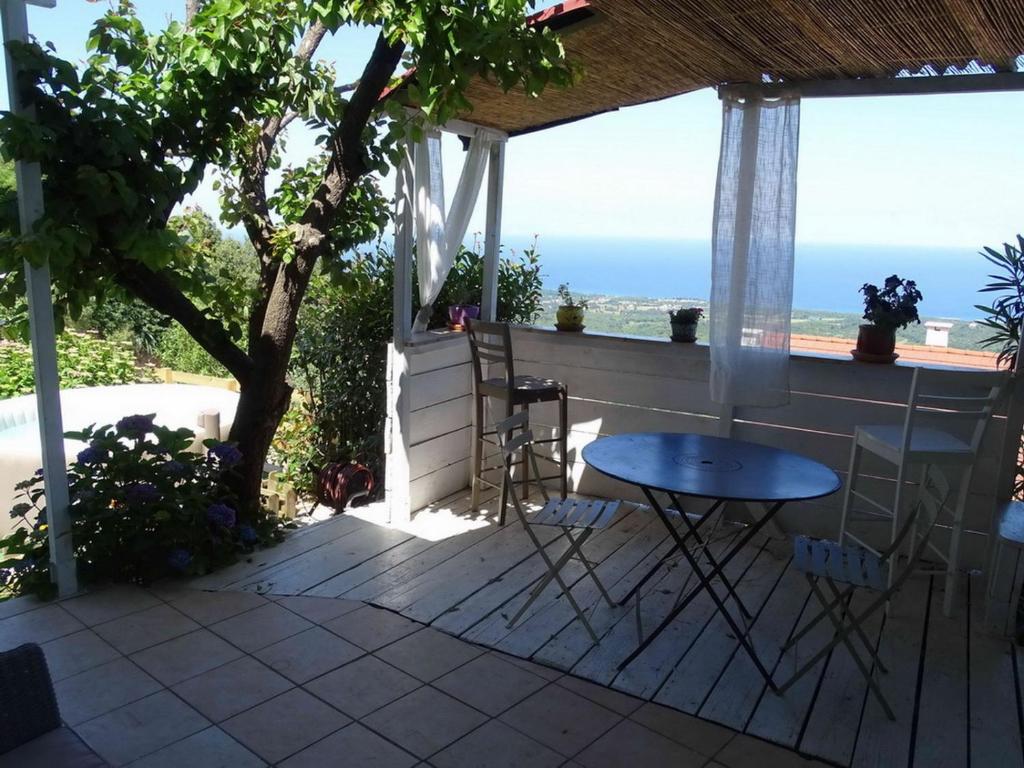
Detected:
left=854, top=275, right=922, bottom=363
left=668, top=306, right=704, bottom=343
left=0, top=415, right=282, bottom=600
left=556, top=283, right=589, bottom=332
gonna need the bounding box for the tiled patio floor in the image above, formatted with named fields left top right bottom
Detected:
left=0, top=584, right=827, bottom=767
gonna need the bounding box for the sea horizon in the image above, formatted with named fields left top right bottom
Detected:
left=496, top=234, right=999, bottom=321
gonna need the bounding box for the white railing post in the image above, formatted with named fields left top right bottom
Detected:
left=2, top=0, right=76, bottom=597
left=480, top=141, right=505, bottom=322
left=393, top=138, right=415, bottom=349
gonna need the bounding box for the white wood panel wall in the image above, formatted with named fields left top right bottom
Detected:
left=385, top=334, right=474, bottom=522
left=384, top=326, right=1017, bottom=568
left=510, top=327, right=1013, bottom=568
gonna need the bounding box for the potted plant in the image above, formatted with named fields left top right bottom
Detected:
left=855, top=275, right=923, bottom=362
left=555, top=283, right=588, bottom=332
left=668, top=306, right=703, bottom=343
left=447, top=287, right=480, bottom=331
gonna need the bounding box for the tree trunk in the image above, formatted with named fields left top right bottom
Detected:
left=228, top=369, right=293, bottom=515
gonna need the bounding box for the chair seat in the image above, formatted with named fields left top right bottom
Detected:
left=480, top=375, right=564, bottom=405
left=532, top=498, right=621, bottom=529
left=856, top=424, right=972, bottom=464
left=793, top=535, right=887, bottom=591
left=996, top=500, right=1024, bottom=548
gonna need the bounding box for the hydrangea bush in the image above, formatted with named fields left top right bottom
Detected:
left=0, top=414, right=281, bottom=599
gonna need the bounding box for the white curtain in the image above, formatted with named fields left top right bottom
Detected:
left=710, top=93, right=800, bottom=407
left=412, top=127, right=495, bottom=332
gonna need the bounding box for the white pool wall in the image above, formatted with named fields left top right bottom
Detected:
left=0, top=383, right=239, bottom=538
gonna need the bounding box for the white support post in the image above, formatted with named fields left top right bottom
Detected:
left=2, top=0, right=76, bottom=597
left=393, top=139, right=415, bottom=348
left=480, top=141, right=505, bottom=322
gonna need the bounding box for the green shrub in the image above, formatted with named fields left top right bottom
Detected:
left=0, top=331, right=149, bottom=400
left=0, top=415, right=282, bottom=599
left=286, top=241, right=544, bottom=492
left=155, top=324, right=230, bottom=378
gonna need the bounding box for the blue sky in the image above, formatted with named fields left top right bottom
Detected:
left=6, top=1, right=1024, bottom=250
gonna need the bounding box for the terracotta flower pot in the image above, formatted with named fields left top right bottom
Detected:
left=556, top=305, right=585, bottom=331
left=670, top=321, right=698, bottom=343
left=856, top=324, right=896, bottom=357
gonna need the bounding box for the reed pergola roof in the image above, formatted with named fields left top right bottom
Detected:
left=451, top=0, right=1024, bottom=135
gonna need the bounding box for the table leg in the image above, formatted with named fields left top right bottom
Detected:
left=667, top=492, right=753, bottom=620
left=617, top=488, right=782, bottom=691
left=617, top=499, right=725, bottom=607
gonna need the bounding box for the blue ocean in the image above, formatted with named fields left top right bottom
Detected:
left=498, top=235, right=997, bottom=320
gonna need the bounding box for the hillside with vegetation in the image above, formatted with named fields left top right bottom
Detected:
left=535, top=291, right=995, bottom=350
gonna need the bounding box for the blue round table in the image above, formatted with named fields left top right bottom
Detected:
left=582, top=432, right=840, bottom=684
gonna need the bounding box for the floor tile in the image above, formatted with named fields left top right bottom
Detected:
left=131, top=629, right=243, bottom=686
left=280, top=722, right=417, bottom=768
left=574, top=719, right=706, bottom=768
left=362, top=686, right=488, bottom=759
left=209, top=602, right=312, bottom=653
left=323, top=604, right=420, bottom=651
left=168, top=590, right=269, bottom=626
left=276, top=595, right=363, bottom=624
left=490, top=650, right=563, bottom=681
left=630, top=701, right=735, bottom=757
left=173, top=655, right=293, bottom=722
left=75, top=689, right=209, bottom=766
left=715, top=734, right=830, bottom=768
left=41, top=628, right=120, bottom=681
left=55, top=657, right=162, bottom=726
left=255, top=625, right=363, bottom=683
left=431, top=719, right=563, bottom=768
left=499, top=684, right=620, bottom=757
left=434, top=652, right=548, bottom=716
left=93, top=604, right=200, bottom=655
left=221, top=688, right=349, bottom=764
left=127, top=726, right=266, bottom=768
left=62, top=585, right=162, bottom=626
left=375, top=628, right=485, bottom=682
left=0, top=603, right=84, bottom=647
left=305, top=654, right=422, bottom=719
left=0, top=593, right=45, bottom=620
left=557, top=675, right=643, bottom=716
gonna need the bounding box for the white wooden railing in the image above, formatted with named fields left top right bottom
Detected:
left=384, top=326, right=1021, bottom=567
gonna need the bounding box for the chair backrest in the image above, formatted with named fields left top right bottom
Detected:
left=465, top=319, right=515, bottom=393
left=900, top=367, right=1011, bottom=456
left=494, top=411, right=549, bottom=522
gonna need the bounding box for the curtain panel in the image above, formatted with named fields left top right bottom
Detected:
left=709, top=93, right=800, bottom=407
left=412, top=128, right=496, bottom=332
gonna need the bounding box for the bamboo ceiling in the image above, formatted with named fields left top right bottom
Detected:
left=445, top=0, right=1024, bottom=135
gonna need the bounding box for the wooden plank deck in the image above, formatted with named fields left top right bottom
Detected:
left=203, top=489, right=1024, bottom=768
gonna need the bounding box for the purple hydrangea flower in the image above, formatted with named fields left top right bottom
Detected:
left=116, top=414, right=155, bottom=438
left=208, top=443, right=242, bottom=467
left=167, top=548, right=192, bottom=572
left=33, top=468, right=44, bottom=477
left=165, top=460, right=189, bottom=478
left=206, top=503, right=236, bottom=528
left=238, top=524, right=258, bottom=544
left=76, top=447, right=107, bottom=465
left=125, top=482, right=159, bottom=506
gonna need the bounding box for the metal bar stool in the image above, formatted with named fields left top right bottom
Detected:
left=465, top=319, right=568, bottom=525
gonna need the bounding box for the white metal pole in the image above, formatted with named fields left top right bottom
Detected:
left=2, top=0, right=76, bottom=597
left=480, top=141, right=505, bottom=322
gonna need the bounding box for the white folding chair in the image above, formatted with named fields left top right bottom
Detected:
left=838, top=367, right=1008, bottom=616
left=495, top=411, right=622, bottom=644
left=780, top=465, right=952, bottom=720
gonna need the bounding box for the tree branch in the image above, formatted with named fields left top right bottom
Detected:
left=115, top=261, right=255, bottom=383
left=185, top=0, right=202, bottom=27
left=298, top=32, right=406, bottom=244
